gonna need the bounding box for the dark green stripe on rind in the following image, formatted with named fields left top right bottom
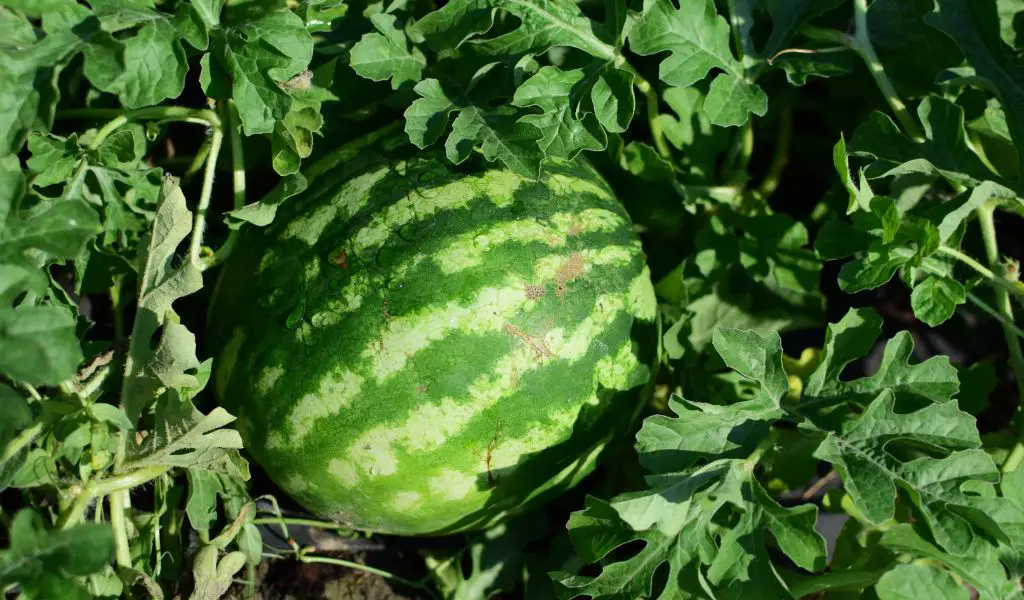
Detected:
left=209, top=146, right=654, bottom=535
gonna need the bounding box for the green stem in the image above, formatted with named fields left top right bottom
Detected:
left=620, top=62, right=672, bottom=159
left=298, top=554, right=437, bottom=599
left=1004, top=444, right=1024, bottom=474
left=109, top=491, right=132, bottom=567
left=65, top=107, right=221, bottom=200
left=189, top=125, right=225, bottom=267
left=851, top=0, right=923, bottom=140
left=110, top=278, right=125, bottom=365
left=251, top=517, right=348, bottom=530
left=743, top=431, right=775, bottom=474
left=80, top=365, right=111, bottom=400
left=59, top=106, right=221, bottom=132
left=975, top=204, right=1024, bottom=470
left=937, top=245, right=1024, bottom=301
left=755, top=105, right=792, bottom=199
left=181, top=138, right=212, bottom=187
left=724, top=0, right=748, bottom=60
left=965, top=292, right=1024, bottom=339
left=800, top=10, right=923, bottom=142
left=21, top=383, right=42, bottom=402
left=206, top=101, right=247, bottom=270
left=58, top=465, right=169, bottom=529
left=101, top=465, right=169, bottom=493
left=0, top=422, right=44, bottom=465
left=723, top=120, right=754, bottom=183
left=58, top=481, right=97, bottom=530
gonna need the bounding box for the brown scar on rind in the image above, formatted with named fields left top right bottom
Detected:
left=504, top=323, right=554, bottom=359
left=329, top=247, right=349, bottom=269
left=555, top=252, right=586, bottom=297
left=524, top=284, right=546, bottom=299
left=485, top=417, right=504, bottom=488
left=567, top=216, right=584, bottom=237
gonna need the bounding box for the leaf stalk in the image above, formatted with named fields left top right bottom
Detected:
left=619, top=61, right=672, bottom=159
left=972, top=203, right=1024, bottom=471
left=189, top=124, right=226, bottom=267
left=205, top=101, right=247, bottom=270
left=936, top=245, right=1024, bottom=301
left=800, top=2, right=924, bottom=142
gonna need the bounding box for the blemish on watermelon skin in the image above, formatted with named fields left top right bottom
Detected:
left=485, top=417, right=505, bottom=488
left=329, top=247, right=349, bottom=269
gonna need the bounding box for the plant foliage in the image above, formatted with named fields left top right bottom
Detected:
left=2, top=0, right=1024, bottom=598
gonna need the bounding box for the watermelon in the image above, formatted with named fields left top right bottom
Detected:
left=208, top=132, right=656, bottom=535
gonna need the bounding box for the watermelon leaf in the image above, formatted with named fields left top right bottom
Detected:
left=120, top=177, right=203, bottom=424
left=627, top=0, right=767, bottom=127
left=122, top=399, right=246, bottom=478
left=557, top=308, right=1008, bottom=598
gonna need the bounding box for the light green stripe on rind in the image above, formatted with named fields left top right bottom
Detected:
left=267, top=369, right=365, bottom=450
left=629, top=265, right=658, bottom=321
left=432, top=208, right=628, bottom=274
left=284, top=167, right=523, bottom=253
left=281, top=168, right=392, bottom=245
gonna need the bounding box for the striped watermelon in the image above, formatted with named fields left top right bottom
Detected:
left=208, top=133, right=656, bottom=535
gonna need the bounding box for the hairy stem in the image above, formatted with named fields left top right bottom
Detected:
left=60, top=106, right=221, bottom=133
left=109, top=491, right=132, bottom=567
left=974, top=204, right=1024, bottom=470
left=724, top=0, right=748, bottom=60
left=251, top=517, right=349, bottom=531
left=182, top=138, right=213, bottom=187
left=206, top=101, right=247, bottom=270
left=801, top=12, right=923, bottom=142
left=65, top=107, right=221, bottom=200
left=965, top=292, right=1024, bottom=339
left=723, top=119, right=755, bottom=183
left=937, top=245, right=1024, bottom=301
left=189, top=125, right=225, bottom=267
left=59, top=465, right=168, bottom=529
left=59, top=481, right=97, bottom=530
left=21, top=383, right=42, bottom=402
left=0, top=422, right=44, bottom=465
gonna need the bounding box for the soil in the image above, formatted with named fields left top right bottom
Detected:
left=228, top=553, right=422, bottom=600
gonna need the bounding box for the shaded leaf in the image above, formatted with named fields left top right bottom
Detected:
left=512, top=66, right=607, bottom=159
left=928, top=0, right=1024, bottom=177
left=850, top=96, right=996, bottom=188
left=0, top=509, right=113, bottom=592
left=814, top=392, right=993, bottom=554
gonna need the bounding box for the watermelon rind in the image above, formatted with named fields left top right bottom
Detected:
left=208, top=134, right=655, bottom=535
